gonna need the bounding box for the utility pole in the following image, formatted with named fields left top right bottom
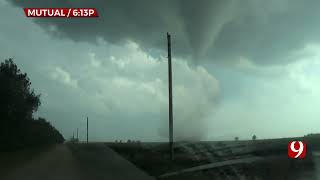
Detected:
left=167, top=32, right=174, bottom=160
left=76, top=128, right=79, bottom=140
left=86, top=117, right=88, bottom=144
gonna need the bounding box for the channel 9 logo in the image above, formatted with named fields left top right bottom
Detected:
left=288, top=141, right=306, bottom=159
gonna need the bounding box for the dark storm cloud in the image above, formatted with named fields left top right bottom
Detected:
left=211, top=0, right=320, bottom=65
left=8, top=0, right=320, bottom=64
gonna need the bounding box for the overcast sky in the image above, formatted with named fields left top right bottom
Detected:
left=1, top=0, right=320, bottom=141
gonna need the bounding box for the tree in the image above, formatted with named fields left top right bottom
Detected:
left=252, top=135, right=257, bottom=141
left=0, top=59, right=40, bottom=117
left=0, top=59, right=40, bottom=149
left=0, top=59, right=64, bottom=151
left=235, top=137, right=239, bottom=141
left=25, top=117, right=65, bottom=146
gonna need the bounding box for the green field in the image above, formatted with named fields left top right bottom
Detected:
left=105, top=136, right=320, bottom=180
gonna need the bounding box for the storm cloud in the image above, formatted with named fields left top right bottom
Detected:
left=2, top=0, right=320, bottom=141
left=8, top=0, right=320, bottom=65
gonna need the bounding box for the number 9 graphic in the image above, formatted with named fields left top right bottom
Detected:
left=288, top=141, right=306, bottom=159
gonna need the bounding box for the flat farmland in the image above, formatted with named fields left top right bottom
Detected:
left=106, top=136, right=320, bottom=180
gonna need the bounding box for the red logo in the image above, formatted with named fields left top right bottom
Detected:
left=288, top=141, right=306, bottom=158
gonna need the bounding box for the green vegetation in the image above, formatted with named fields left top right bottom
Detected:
left=106, top=138, right=320, bottom=180
left=0, top=58, right=64, bottom=151
left=106, top=143, right=209, bottom=177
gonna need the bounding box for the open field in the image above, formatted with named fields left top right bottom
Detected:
left=106, top=136, right=320, bottom=180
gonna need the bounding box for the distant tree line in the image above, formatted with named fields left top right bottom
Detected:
left=0, top=59, right=64, bottom=151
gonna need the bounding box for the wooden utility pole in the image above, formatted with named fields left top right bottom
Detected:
left=86, top=117, right=89, bottom=144
left=167, top=32, right=174, bottom=160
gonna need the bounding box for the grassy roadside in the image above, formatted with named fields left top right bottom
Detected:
left=68, top=142, right=212, bottom=180
left=0, top=145, right=54, bottom=178
left=105, top=142, right=215, bottom=179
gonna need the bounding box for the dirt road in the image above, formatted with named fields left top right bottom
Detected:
left=3, top=144, right=155, bottom=180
